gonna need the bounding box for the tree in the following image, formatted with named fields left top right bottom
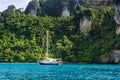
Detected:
left=7, top=5, right=16, bottom=11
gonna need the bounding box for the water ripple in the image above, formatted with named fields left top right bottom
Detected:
left=0, top=64, right=120, bottom=80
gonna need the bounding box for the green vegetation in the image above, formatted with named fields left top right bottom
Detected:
left=0, top=1, right=119, bottom=63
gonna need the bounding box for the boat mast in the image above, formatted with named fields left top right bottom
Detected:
left=41, top=35, right=45, bottom=54
left=46, top=30, right=48, bottom=58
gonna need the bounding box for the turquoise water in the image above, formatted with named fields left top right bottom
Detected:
left=0, top=63, right=120, bottom=80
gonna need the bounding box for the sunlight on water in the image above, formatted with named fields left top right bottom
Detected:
left=0, top=63, right=120, bottom=80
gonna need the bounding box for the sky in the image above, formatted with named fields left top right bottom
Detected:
left=0, top=0, right=32, bottom=12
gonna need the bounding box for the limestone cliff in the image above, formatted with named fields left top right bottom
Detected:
left=80, top=16, right=92, bottom=33
left=25, top=0, right=113, bottom=16
left=101, top=50, right=120, bottom=64
left=114, top=1, right=120, bottom=35
left=25, top=0, right=40, bottom=16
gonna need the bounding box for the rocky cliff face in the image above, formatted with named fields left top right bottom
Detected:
left=25, top=0, right=113, bottom=16
left=114, top=50, right=120, bottom=63
left=101, top=50, right=120, bottom=64
left=114, top=2, right=120, bottom=23
left=37, top=0, right=113, bottom=16
left=25, top=0, right=39, bottom=16
left=114, top=1, right=120, bottom=35
left=61, top=6, right=70, bottom=17
left=40, top=0, right=63, bottom=16
left=80, top=16, right=92, bottom=33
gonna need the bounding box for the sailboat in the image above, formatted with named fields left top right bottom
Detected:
left=39, top=31, right=61, bottom=65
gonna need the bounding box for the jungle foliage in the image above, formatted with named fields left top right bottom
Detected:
left=0, top=1, right=119, bottom=63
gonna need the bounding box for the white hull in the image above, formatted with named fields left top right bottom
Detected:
left=39, top=61, right=60, bottom=65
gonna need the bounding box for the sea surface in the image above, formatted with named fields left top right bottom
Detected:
left=0, top=63, right=120, bottom=80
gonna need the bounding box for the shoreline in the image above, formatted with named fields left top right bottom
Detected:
left=0, top=62, right=119, bottom=64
